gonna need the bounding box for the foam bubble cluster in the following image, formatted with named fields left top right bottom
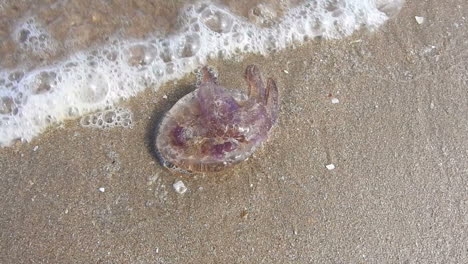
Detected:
left=15, top=17, right=57, bottom=56
left=80, top=108, right=133, bottom=129
left=0, top=0, right=403, bottom=146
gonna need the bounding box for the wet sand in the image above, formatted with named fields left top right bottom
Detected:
left=1, top=0, right=468, bottom=263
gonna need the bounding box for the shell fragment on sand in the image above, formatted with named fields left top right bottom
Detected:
left=326, top=164, right=335, bottom=170
left=415, top=16, right=425, bottom=24
left=173, top=180, right=187, bottom=194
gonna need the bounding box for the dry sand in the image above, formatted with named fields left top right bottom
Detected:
left=1, top=0, right=468, bottom=263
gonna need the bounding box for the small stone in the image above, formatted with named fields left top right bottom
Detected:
left=173, top=180, right=187, bottom=194
left=283, top=70, right=289, bottom=74
left=98, top=187, right=105, bottom=192
left=331, top=98, right=339, bottom=104
left=415, top=16, right=425, bottom=24
left=33, top=146, right=39, bottom=151
left=163, top=95, right=168, bottom=99
left=325, top=164, right=335, bottom=170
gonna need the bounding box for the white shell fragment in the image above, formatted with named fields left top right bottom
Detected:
left=325, top=164, right=335, bottom=170
left=415, top=16, right=425, bottom=24
left=331, top=98, right=340, bottom=104
left=98, top=187, right=105, bottom=192
left=173, top=180, right=187, bottom=194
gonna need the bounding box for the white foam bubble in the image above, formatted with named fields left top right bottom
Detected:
left=14, top=17, right=57, bottom=56
left=0, top=0, right=403, bottom=146
left=80, top=107, right=133, bottom=129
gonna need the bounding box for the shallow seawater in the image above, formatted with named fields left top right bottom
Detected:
left=0, top=0, right=403, bottom=147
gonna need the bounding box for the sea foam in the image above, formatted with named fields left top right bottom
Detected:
left=0, top=0, right=403, bottom=146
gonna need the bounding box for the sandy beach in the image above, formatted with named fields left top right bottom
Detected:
left=1, top=0, right=468, bottom=263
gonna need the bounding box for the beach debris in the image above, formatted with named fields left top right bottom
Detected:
left=293, top=227, right=298, bottom=235
left=283, top=69, right=289, bottom=74
left=415, top=16, right=425, bottom=24
left=98, top=187, right=105, bottom=192
left=156, top=65, right=279, bottom=173
left=163, top=95, right=168, bottom=99
left=33, top=145, right=39, bottom=151
left=349, top=39, right=363, bottom=44
left=240, top=209, right=249, bottom=218
left=325, top=164, right=335, bottom=170
left=173, top=180, right=187, bottom=194
left=331, top=98, right=340, bottom=104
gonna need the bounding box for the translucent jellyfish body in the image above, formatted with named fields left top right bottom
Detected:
left=156, top=65, right=279, bottom=173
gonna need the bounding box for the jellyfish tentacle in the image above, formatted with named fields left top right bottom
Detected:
left=245, top=65, right=266, bottom=103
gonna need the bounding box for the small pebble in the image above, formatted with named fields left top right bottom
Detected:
left=163, top=95, right=168, bottom=99
left=331, top=98, right=339, bottom=104
left=283, top=70, right=289, bottom=74
left=98, top=187, right=105, bottom=192
left=33, top=146, right=39, bottom=151
left=326, top=164, right=335, bottom=170
left=173, top=180, right=187, bottom=194
left=415, top=16, right=425, bottom=24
